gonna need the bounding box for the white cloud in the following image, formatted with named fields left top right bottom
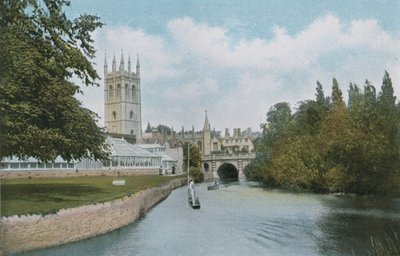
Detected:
left=78, top=15, right=400, bottom=132
left=165, top=79, right=219, bottom=100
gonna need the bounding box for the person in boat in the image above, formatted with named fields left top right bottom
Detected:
left=189, top=179, right=195, bottom=202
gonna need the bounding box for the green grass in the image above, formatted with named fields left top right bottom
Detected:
left=0, top=175, right=184, bottom=217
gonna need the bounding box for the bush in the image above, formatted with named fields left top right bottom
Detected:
left=325, top=166, right=351, bottom=192
left=190, top=167, right=204, bottom=183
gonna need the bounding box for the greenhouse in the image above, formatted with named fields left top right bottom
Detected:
left=0, top=156, right=76, bottom=171
left=0, top=138, right=162, bottom=171
left=138, top=143, right=178, bottom=175
left=103, top=138, right=162, bottom=168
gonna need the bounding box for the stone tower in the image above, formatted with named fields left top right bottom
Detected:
left=202, top=110, right=211, bottom=156
left=104, top=51, right=142, bottom=142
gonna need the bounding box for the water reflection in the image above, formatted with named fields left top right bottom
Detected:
left=316, top=195, right=400, bottom=255
left=18, top=181, right=400, bottom=256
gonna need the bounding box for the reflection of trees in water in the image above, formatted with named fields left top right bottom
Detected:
left=315, top=195, right=400, bottom=256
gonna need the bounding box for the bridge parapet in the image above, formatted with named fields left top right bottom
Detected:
left=202, top=152, right=255, bottom=161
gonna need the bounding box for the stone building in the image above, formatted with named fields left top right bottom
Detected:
left=143, top=112, right=257, bottom=157
left=104, top=51, right=142, bottom=143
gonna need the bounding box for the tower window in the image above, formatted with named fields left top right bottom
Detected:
left=130, top=129, right=134, bottom=135
left=112, top=111, right=116, bottom=120
left=130, top=111, right=134, bottom=119
left=125, top=84, right=129, bottom=98
left=109, top=85, right=113, bottom=98
left=132, top=85, right=136, bottom=100
left=117, top=84, right=121, bottom=98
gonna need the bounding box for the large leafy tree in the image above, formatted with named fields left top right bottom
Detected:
left=375, top=71, right=400, bottom=191
left=264, top=102, right=293, bottom=144
left=248, top=72, right=400, bottom=195
left=0, top=0, right=108, bottom=162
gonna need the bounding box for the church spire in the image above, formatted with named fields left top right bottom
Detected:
left=112, top=53, right=116, bottom=72
left=119, top=49, right=125, bottom=72
left=203, top=110, right=210, bottom=131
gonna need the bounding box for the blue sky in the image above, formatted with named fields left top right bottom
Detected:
left=69, top=0, right=399, bottom=132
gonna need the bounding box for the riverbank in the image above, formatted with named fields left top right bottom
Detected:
left=1, top=175, right=183, bottom=217
left=0, top=177, right=187, bottom=255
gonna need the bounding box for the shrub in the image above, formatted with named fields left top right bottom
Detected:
left=189, top=167, right=204, bottom=183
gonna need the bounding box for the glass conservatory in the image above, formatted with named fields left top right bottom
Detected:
left=0, top=138, right=162, bottom=171
left=102, top=138, right=161, bottom=169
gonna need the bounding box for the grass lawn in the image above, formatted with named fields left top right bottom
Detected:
left=0, top=175, right=184, bottom=217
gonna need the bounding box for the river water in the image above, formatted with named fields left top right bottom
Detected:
left=20, top=180, right=400, bottom=256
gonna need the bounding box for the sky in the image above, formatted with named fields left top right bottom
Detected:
left=68, top=0, right=400, bottom=132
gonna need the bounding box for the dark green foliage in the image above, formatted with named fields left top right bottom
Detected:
left=145, top=122, right=152, bottom=133
left=189, top=167, right=204, bottom=183
left=183, top=143, right=202, bottom=169
left=0, top=0, right=108, bottom=162
left=247, top=72, right=400, bottom=195
left=156, top=124, right=172, bottom=135
left=331, top=78, right=344, bottom=107
left=182, top=143, right=203, bottom=183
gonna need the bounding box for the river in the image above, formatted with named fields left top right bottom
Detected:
left=19, top=180, right=400, bottom=256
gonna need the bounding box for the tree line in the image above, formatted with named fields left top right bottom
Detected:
left=245, top=72, right=400, bottom=195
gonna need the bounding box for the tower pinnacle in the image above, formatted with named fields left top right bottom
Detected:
left=136, top=53, right=140, bottom=77
left=119, top=49, right=124, bottom=72
left=128, top=55, right=131, bottom=74
left=203, top=110, right=210, bottom=131
left=112, top=53, right=116, bottom=72
left=104, top=52, right=108, bottom=74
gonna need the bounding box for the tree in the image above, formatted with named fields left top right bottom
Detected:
left=264, top=102, right=293, bottom=144
left=249, top=72, right=400, bottom=195
left=374, top=71, right=400, bottom=192
left=331, top=78, right=344, bottom=107
left=156, top=124, right=172, bottom=135
left=182, top=143, right=203, bottom=182
left=145, top=122, right=152, bottom=133
left=0, top=0, right=108, bottom=162
left=294, top=100, right=321, bottom=135
left=183, top=143, right=202, bottom=170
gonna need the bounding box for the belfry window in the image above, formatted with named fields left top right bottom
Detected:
left=125, top=84, right=129, bottom=98
left=112, top=111, right=116, bottom=120
left=109, top=85, right=113, bottom=98
left=117, top=84, right=121, bottom=98
left=132, top=85, right=136, bottom=100
left=130, top=111, right=134, bottom=119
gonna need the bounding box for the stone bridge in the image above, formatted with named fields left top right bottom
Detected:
left=201, top=153, right=255, bottom=180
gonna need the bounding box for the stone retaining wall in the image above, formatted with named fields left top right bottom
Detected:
left=0, top=178, right=186, bottom=255
left=0, top=168, right=159, bottom=179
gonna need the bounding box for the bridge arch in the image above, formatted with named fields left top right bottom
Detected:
left=202, top=153, right=256, bottom=180
left=217, top=163, right=238, bottom=180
